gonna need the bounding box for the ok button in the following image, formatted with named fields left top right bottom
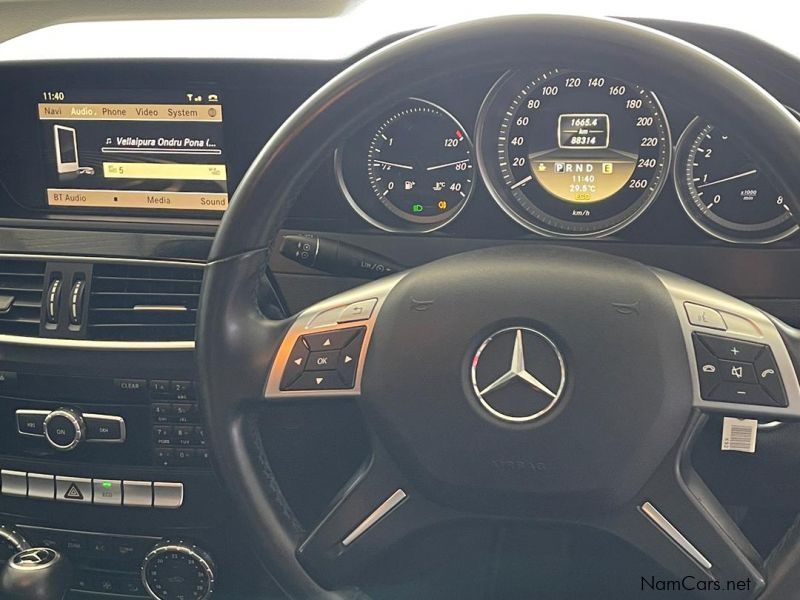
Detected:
left=307, top=350, right=340, bottom=371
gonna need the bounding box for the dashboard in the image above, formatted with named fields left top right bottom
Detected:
left=1, top=16, right=800, bottom=600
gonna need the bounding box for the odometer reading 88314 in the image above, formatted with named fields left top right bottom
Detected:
left=476, top=69, right=671, bottom=237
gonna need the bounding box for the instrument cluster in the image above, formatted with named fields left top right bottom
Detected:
left=336, top=67, right=798, bottom=244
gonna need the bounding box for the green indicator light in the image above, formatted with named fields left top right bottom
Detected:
left=412, top=204, right=423, bottom=213
left=102, top=481, right=112, bottom=489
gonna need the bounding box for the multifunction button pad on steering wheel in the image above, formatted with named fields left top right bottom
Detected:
left=656, top=269, right=800, bottom=419
left=280, top=327, right=366, bottom=391
left=265, top=274, right=403, bottom=399
left=692, top=333, right=786, bottom=407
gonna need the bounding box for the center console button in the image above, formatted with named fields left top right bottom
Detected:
left=152, top=403, right=173, bottom=424
left=114, top=378, right=147, bottom=398
left=171, top=381, right=194, bottom=400
left=84, top=414, right=125, bottom=442
left=16, top=410, right=48, bottom=437
left=153, top=425, right=174, bottom=446
left=153, top=482, right=184, bottom=509
left=93, top=479, right=122, bottom=505
left=1, top=470, right=27, bottom=497
left=27, top=473, right=55, bottom=500
left=149, top=380, right=170, bottom=395
left=55, top=476, right=92, bottom=503
left=123, top=481, right=152, bottom=507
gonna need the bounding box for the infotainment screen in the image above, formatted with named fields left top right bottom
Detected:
left=37, top=90, right=228, bottom=213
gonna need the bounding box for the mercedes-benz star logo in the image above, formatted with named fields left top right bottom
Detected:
left=471, top=327, right=566, bottom=423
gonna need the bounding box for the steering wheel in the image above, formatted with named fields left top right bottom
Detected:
left=197, top=15, right=800, bottom=599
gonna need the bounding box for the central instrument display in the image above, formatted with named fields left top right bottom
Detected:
left=477, top=69, right=671, bottom=237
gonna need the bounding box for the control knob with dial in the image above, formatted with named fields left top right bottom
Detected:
left=141, top=541, right=215, bottom=600
left=0, top=527, right=29, bottom=563
left=43, top=409, right=85, bottom=451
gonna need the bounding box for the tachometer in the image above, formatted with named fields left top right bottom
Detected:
left=674, top=116, right=797, bottom=244
left=476, top=69, right=671, bottom=237
left=336, top=98, right=475, bottom=233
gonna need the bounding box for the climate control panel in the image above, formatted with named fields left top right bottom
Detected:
left=5, top=525, right=215, bottom=599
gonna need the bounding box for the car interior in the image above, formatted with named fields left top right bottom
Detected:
left=2, top=2, right=800, bottom=599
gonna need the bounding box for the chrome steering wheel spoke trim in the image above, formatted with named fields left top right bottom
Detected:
left=655, top=268, right=800, bottom=420
left=296, top=443, right=456, bottom=589
left=264, top=273, right=407, bottom=400
left=588, top=413, right=766, bottom=598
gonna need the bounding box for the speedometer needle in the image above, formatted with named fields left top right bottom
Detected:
left=426, top=159, right=468, bottom=171
left=373, top=159, right=414, bottom=170
left=696, top=169, right=757, bottom=189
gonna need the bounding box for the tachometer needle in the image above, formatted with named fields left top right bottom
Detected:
left=373, top=159, right=413, bottom=170
left=696, top=169, right=757, bottom=189
left=426, top=159, right=468, bottom=171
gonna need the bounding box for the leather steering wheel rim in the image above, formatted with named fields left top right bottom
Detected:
left=197, top=15, right=800, bottom=599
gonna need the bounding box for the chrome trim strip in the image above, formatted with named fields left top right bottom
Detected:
left=342, top=489, right=407, bottom=547
left=0, top=253, right=204, bottom=268
left=132, top=305, right=189, bottom=312
left=0, top=335, right=194, bottom=351
left=640, top=501, right=712, bottom=570
left=0, top=253, right=202, bottom=350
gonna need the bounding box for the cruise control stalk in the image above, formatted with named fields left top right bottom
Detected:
left=279, top=234, right=404, bottom=280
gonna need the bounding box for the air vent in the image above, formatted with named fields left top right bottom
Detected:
left=88, top=263, right=203, bottom=342
left=0, top=260, right=47, bottom=336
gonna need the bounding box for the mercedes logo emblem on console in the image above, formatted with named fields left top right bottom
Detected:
left=471, top=327, right=566, bottom=422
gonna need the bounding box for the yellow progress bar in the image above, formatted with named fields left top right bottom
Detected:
left=103, top=162, right=227, bottom=181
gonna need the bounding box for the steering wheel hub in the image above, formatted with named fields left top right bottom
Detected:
left=471, top=325, right=566, bottom=423
left=361, top=245, right=692, bottom=513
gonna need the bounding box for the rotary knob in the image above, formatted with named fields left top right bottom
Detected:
left=43, top=409, right=85, bottom=451
left=0, top=527, right=29, bottom=563
left=141, top=541, right=215, bottom=600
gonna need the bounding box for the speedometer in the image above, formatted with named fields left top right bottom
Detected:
left=476, top=69, right=671, bottom=237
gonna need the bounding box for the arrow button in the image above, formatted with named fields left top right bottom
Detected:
left=303, top=327, right=361, bottom=351
left=286, top=371, right=348, bottom=391
left=338, top=328, right=366, bottom=387
left=279, top=337, right=310, bottom=390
